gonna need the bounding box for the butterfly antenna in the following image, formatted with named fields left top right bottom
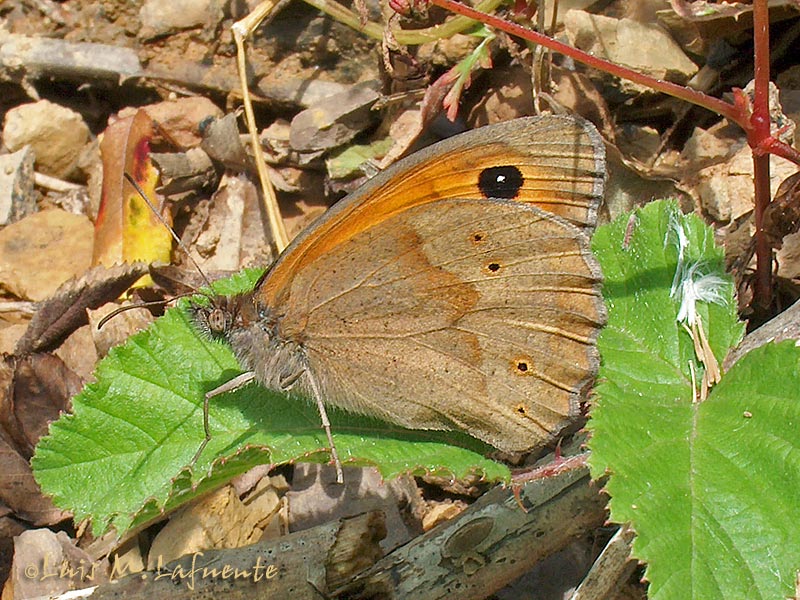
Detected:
left=97, top=291, right=199, bottom=330
left=123, top=172, right=216, bottom=292
left=97, top=299, right=168, bottom=330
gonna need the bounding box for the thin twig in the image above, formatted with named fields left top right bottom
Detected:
left=233, top=1, right=290, bottom=253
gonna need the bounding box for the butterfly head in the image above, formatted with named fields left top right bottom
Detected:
left=190, top=294, right=251, bottom=340
left=189, top=290, right=303, bottom=390
left=189, top=291, right=284, bottom=348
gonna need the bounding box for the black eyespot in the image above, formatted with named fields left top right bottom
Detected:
left=478, top=165, right=524, bottom=199
left=473, top=233, right=484, bottom=242
left=516, top=361, right=528, bottom=372
left=487, top=262, right=501, bottom=273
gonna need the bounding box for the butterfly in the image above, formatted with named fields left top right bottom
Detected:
left=189, top=115, right=606, bottom=482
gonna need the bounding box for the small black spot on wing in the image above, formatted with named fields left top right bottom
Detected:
left=512, top=356, right=533, bottom=375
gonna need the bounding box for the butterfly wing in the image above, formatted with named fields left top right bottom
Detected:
left=278, top=198, right=604, bottom=452
left=258, top=115, right=604, bottom=308
left=253, top=115, right=606, bottom=452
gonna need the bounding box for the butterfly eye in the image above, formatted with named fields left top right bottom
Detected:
left=207, top=308, right=228, bottom=334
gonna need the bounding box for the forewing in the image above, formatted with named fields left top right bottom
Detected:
left=258, top=116, right=604, bottom=307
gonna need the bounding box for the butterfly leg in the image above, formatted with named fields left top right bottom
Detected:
left=304, top=370, right=344, bottom=484
left=190, top=371, right=257, bottom=467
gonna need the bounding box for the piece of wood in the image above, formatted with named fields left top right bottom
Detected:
left=724, top=297, right=800, bottom=369
left=0, top=34, right=142, bottom=82
left=569, top=525, right=638, bottom=600
left=335, top=461, right=608, bottom=599
left=150, top=148, right=217, bottom=196
left=81, top=460, right=605, bottom=599
left=87, top=511, right=386, bottom=599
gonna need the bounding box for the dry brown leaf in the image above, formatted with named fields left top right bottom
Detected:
left=0, top=355, right=76, bottom=526
left=93, top=110, right=172, bottom=276
left=146, top=478, right=287, bottom=570
left=15, top=263, right=148, bottom=356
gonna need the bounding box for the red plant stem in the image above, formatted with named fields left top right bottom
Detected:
left=752, top=155, right=772, bottom=306
left=430, top=0, right=800, bottom=166
left=751, top=0, right=773, bottom=307
left=429, top=0, right=744, bottom=126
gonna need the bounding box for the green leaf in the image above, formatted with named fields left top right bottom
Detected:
left=589, top=200, right=800, bottom=599
left=33, top=269, right=508, bottom=536
left=326, top=137, right=394, bottom=180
